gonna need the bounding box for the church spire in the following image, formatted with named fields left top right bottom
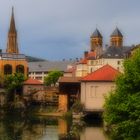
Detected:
left=6, top=7, right=19, bottom=54
left=9, top=7, right=16, bottom=33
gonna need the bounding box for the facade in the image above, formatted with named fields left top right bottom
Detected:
left=23, top=78, right=44, bottom=95
left=0, top=8, right=28, bottom=80
left=28, top=61, right=75, bottom=82
left=81, top=65, right=120, bottom=112
left=75, top=27, right=133, bottom=76
left=58, top=27, right=133, bottom=113
left=75, top=51, right=96, bottom=77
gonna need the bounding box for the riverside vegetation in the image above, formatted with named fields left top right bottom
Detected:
left=104, top=49, right=140, bottom=140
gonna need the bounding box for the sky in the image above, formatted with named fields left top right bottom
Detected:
left=0, top=0, right=140, bottom=60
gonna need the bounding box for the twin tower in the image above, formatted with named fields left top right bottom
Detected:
left=90, top=27, right=123, bottom=51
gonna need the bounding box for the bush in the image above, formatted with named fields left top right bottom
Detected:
left=71, top=100, right=84, bottom=113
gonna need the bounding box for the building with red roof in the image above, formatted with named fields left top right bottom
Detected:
left=81, top=64, right=120, bottom=82
left=81, top=64, right=120, bottom=112
left=75, top=51, right=96, bottom=77
left=23, top=78, right=44, bottom=95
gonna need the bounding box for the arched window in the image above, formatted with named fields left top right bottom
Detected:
left=16, top=65, right=24, bottom=74
left=4, top=64, right=12, bottom=75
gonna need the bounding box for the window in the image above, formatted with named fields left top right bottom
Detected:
left=90, top=86, right=98, bottom=98
left=35, top=72, right=42, bottom=75
left=90, top=60, right=94, bottom=65
left=107, top=54, right=111, bottom=57
left=16, top=65, right=24, bottom=74
left=90, top=68, right=93, bottom=73
left=35, top=76, right=42, bottom=80
left=4, top=64, right=12, bottom=75
left=117, top=61, right=120, bottom=65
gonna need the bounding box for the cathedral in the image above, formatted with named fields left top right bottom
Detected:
left=0, top=8, right=28, bottom=80
left=75, top=27, right=133, bottom=77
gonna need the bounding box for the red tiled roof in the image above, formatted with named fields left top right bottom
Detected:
left=24, top=78, right=43, bottom=85
left=79, top=51, right=96, bottom=64
left=81, top=64, right=120, bottom=82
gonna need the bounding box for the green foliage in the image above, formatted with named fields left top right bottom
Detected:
left=4, top=73, right=25, bottom=92
left=4, top=73, right=25, bottom=101
left=104, top=49, right=140, bottom=140
left=44, top=70, right=63, bottom=86
left=71, top=100, right=84, bottom=113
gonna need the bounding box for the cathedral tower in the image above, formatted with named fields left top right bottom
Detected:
left=6, top=7, right=19, bottom=54
left=110, top=27, right=123, bottom=47
left=90, top=28, right=103, bottom=51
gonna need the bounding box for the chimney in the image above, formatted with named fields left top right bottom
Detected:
left=84, top=51, right=88, bottom=58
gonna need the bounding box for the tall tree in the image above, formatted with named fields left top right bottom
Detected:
left=104, top=48, right=140, bottom=140
left=44, top=71, right=63, bottom=86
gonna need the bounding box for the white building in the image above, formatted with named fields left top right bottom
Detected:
left=81, top=64, right=120, bottom=112
left=28, top=61, right=76, bottom=82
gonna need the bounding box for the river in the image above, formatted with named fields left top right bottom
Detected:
left=0, top=114, right=109, bottom=140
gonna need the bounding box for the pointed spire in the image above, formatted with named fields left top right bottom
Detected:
left=9, top=7, right=16, bottom=33
left=6, top=7, right=19, bottom=54
left=111, top=27, right=123, bottom=37
left=91, top=28, right=102, bottom=38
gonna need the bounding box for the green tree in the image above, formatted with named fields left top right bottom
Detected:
left=4, top=73, right=25, bottom=101
left=104, top=49, right=140, bottom=140
left=44, top=71, right=63, bottom=86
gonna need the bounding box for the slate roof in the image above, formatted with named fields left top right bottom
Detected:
left=111, top=27, right=123, bottom=37
left=26, top=55, right=46, bottom=62
left=100, top=46, right=133, bottom=59
left=91, top=28, right=102, bottom=38
left=81, top=64, right=120, bottom=82
left=28, top=61, right=75, bottom=72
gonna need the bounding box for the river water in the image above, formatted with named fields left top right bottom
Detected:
left=0, top=114, right=109, bottom=140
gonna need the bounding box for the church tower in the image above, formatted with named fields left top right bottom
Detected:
left=6, top=7, right=19, bottom=54
left=90, top=28, right=103, bottom=51
left=110, top=27, right=123, bottom=47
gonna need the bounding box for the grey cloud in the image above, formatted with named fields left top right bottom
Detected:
left=0, top=0, right=140, bottom=60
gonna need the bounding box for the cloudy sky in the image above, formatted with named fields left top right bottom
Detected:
left=0, top=0, right=140, bottom=60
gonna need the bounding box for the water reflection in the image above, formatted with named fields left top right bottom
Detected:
left=0, top=115, right=109, bottom=140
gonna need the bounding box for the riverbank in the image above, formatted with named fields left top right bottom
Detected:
left=35, top=112, right=63, bottom=117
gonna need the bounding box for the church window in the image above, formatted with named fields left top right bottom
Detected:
left=16, top=65, right=24, bottom=74
left=4, top=64, right=12, bottom=75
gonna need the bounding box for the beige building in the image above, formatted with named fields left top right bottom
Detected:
left=81, top=64, right=120, bottom=112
